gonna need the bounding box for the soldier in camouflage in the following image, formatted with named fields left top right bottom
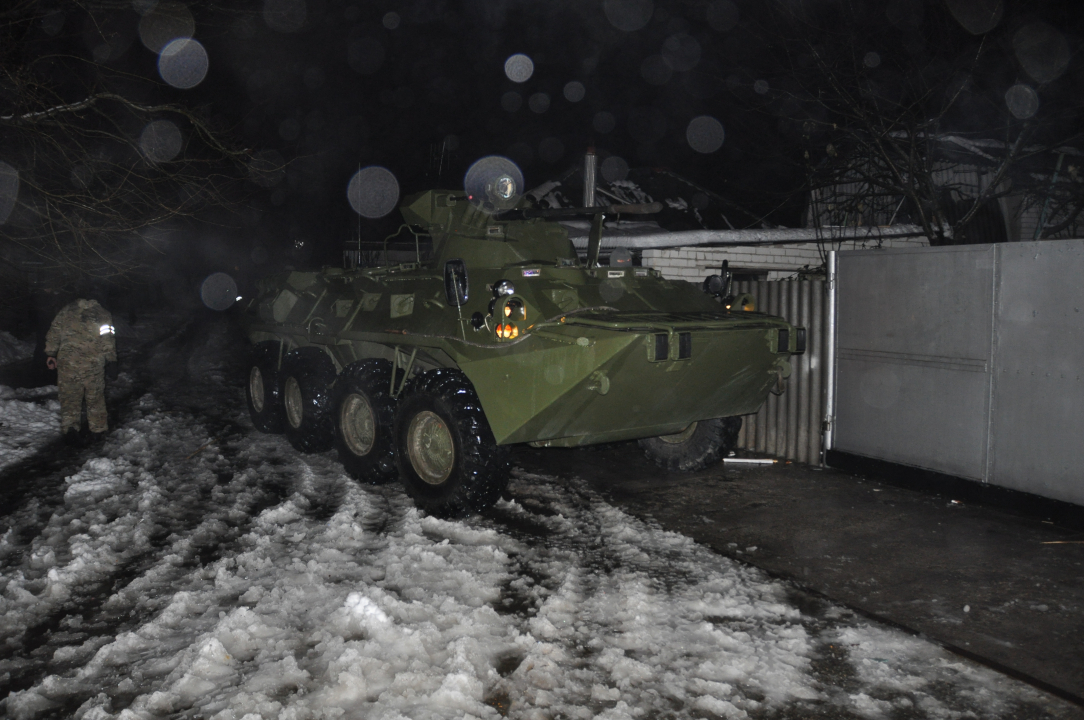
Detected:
left=45, top=298, right=117, bottom=441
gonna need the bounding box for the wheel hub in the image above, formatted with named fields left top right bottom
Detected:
left=340, top=393, right=376, bottom=456
left=249, top=367, right=265, bottom=412
left=284, top=376, right=303, bottom=429
left=658, top=421, right=698, bottom=445
left=407, top=410, right=454, bottom=485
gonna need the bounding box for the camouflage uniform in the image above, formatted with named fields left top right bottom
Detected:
left=45, top=299, right=117, bottom=434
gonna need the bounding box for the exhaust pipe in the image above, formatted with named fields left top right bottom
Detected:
left=583, top=148, right=597, bottom=208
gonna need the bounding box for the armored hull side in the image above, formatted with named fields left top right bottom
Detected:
left=241, top=264, right=793, bottom=446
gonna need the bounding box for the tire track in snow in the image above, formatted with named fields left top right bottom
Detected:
left=474, top=471, right=1075, bottom=719
left=0, top=397, right=310, bottom=702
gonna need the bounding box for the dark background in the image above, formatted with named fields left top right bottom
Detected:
left=3, top=0, right=1083, bottom=295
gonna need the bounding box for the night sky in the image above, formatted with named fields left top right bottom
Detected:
left=7, top=0, right=1084, bottom=276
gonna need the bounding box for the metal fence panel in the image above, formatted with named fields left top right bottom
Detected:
left=827, top=239, right=1084, bottom=506
left=833, top=246, right=995, bottom=479
left=735, top=279, right=826, bottom=464
left=988, top=241, right=1084, bottom=505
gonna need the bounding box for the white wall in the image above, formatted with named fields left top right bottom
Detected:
left=642, top=235, right=930, bottom=281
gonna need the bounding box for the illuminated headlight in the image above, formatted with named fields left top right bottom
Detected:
left=494, top=174, right=516, bottom=199
left=493, top=280, right=515, bottom=297
left=99, top=324, right=115, bottom=336
left=503, top=298, right=525, bottom=320
left=495, top=323, right=520, bottom=340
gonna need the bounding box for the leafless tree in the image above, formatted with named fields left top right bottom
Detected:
left=749, top=0, right=1082, bottom=245
left=0, top=0, right=253, bottom=290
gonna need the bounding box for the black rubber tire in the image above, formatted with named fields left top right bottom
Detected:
left=281, top=347, right=337, bottom=453
left=331, top=359, right=398, bottom=484
left=638, top=416, right=742, bottom=472
left=394, top=368, right=510, bottom=518
left=246, top=342, right=285, bottom=434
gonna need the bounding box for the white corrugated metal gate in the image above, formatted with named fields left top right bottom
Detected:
left=825, top=240, right=1084, bottom=507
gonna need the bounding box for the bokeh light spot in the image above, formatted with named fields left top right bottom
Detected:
left=686, top=116, right=725, bottom=153
left=563, top=81, right=586, bottom=102
left=158, top=38, right=209, bottom=89
left=662, top=33, right=701, bottom=71
left=0, top=162, right=19, bottom=226
left=528, top=92, right=550, bottom=114
left=140, top=119, right=182, bottom=162
left=641, top=55, right=672, bottom=86
left=131, top=0, right=157, bottom=15
left=347, top=166, right=400, bottom=218
left=945, top=0, right=1002, bottom=35
left=706, top=0, right=739, bottom=32
left=601, top=156, right=629, bottom=182
left=1013, top=22, right=1069, bottom=84
left=864, top=51, right=881, bottom=68
left=263, top=0, right=307, bottom=33
left=348, top=38, right=385, bottom=75
left=504, top=54, right=534, bottom=83
left=501, top=91, right=523, bottom=112
left=249, top=149, right=286, bottom=187
left=41, top=10, right=65, bottom=36
left=593, top=111, right=616, bottom=134
left=464, top=156, right=524, bottom=214
left=138, top=1, right=194, bottom=54
left=754, top=79, right=770, bottom=94
left=383, top=12, right=400, bottom=29
left=200, top=272, right=238, bottom=311
left=604, top=0, right=654, bottom=32
left=1005, top=84, right=1039, bottom=120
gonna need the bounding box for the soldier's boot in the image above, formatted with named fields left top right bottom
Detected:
left=63, top=428, right=81, bottom=446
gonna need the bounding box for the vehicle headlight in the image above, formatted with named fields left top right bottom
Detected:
left=493, top=280, right=515, bottom=297
left=503, top=298, right=525, bottom=320
left=495, top=323, right=520, bottom=340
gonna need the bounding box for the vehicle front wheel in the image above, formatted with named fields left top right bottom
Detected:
left=332, top=359, right=398, bottom=483
left=638, top=416, right=742, bottom=472
left=281, top=347, right=337, bottom=453
left=394, top=369, right=509, bottom=518
left=246, top=341, right=285, bottom=434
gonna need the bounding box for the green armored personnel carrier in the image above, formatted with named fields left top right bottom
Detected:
left=241, top=163, right=805, bottom=518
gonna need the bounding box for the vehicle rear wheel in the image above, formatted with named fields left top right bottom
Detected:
left=281, top=347, right=337, bottom=453
left=246, top=342, right=285, bottom=434
left=638, top=416, right=742, bottom=472
left=332, top=359, right=398, bottom=483
left=394, top=368, right=510, bottom=518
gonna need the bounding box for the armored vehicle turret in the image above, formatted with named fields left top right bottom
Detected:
left=241, top=163, right=805, bottom=518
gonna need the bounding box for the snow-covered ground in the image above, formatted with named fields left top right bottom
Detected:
left=0, top=315, right=1075, bottom=720
left=0, top=385, right=60, bottom=471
